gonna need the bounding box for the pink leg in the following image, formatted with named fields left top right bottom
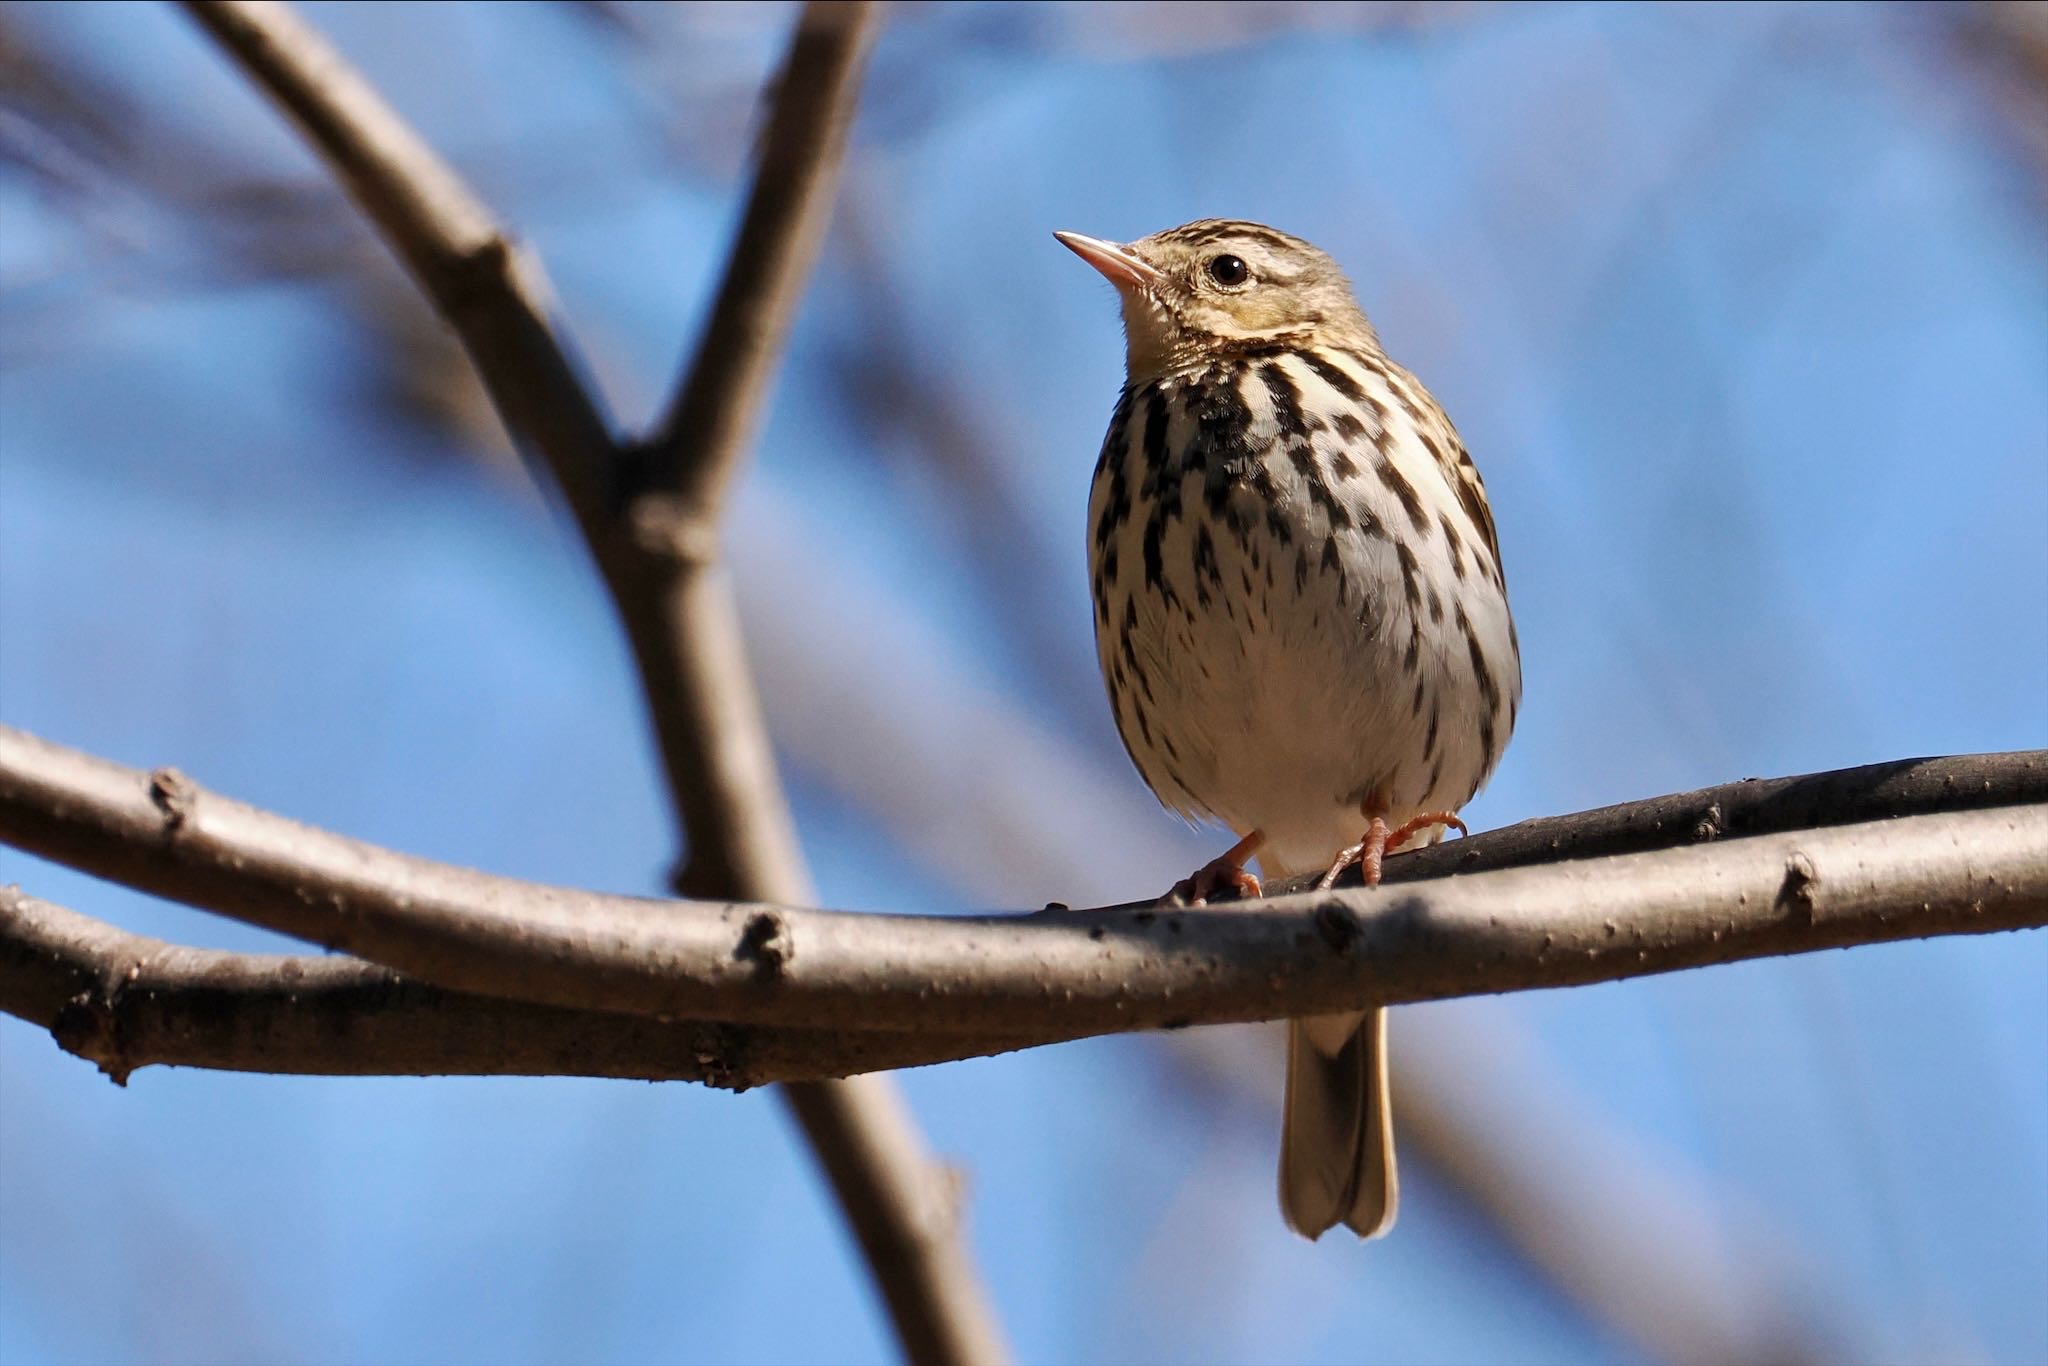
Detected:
left=1168, top=829, right=1266, bottom=906
left=1318, top=809, right=1468, bottom=890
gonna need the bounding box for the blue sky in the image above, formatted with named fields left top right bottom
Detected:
left=2, top=4, right=2044, bottom=1363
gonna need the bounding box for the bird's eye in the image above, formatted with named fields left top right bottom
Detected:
left=1206, top=254, right=1250, bottom=287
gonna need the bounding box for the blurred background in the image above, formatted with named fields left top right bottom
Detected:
left=2, top=2, right=2045, bottom=1363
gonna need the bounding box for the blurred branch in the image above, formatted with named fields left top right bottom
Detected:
left=612, top=3, right=1009, bottom=1359
left=179, top=6, right=1004, bottom=1365
left=623, top=0, right=877, bottom=901
left=822, top=192, right=1105, bottom=721
left=618, top=0, right=884, bottom=909
left=642, top=0, right=871, bottom=515
left=5, top=726, right=2042, bottom=1040
left=1953, top=1, right=2048, bottom=192
left=0, top=886, right=1049, bottom=1088
left=1390, top=1004, right=1855, bottom=1366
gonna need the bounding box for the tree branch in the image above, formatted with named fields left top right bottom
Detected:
left=0, top=886, right=1049, bottom=1088
left=607, top=4, right=1003, bottom=1358
left=81, top=12, right=2048, bottom=1363
left=177, top=8, right=1004, bottom=1364
left=6, top=726, right=2042, bottom=1038
left=619, top=0, right=878, bottom=904
left=1318, top=748, right=2048, bottom=886
left=584, top=4, right=1008, bottom=1357
left=642, top=0, right=875, bottom=517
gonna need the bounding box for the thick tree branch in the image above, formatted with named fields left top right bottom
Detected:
left=6, top=727, right=2042, bottom=1038
left=0, top=887, right=1050, bottom=1087
left=179, top=7, right=1002, bottom=1364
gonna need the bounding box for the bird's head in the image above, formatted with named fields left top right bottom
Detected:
left=1056, top=219, right=1377, bottom=378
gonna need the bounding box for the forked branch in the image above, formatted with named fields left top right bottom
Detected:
left=178, top=6, right=1001, bottom=1365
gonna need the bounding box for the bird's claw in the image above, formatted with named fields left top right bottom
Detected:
left=1318, top=811, right=1469, bottom=889
left=1164, top=857, right=1264, bottom=907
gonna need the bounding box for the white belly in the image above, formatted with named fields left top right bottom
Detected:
left=1087, top=349, right=1519, bottom=872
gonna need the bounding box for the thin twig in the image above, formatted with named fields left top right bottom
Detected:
left=643, top=0, right=875, bottom=515
left=5, top=726, right=2042, bottom=1036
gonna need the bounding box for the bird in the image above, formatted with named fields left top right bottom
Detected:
left=1057, top=219, right=1520, bottom=1240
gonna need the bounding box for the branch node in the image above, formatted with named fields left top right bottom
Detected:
left=148, top=767, right=197, bottom=834
left=52, top=992, right=132, bottom=1086
left=1779, top=851, right=1820, bottom=924
left=921, top=1162, right=969, bottom=1241
left=737, top=910, right=792, bottom=974
left=626, top=492, right=721, bottom=568
left=1692, top=802, right=1724, bottom=842
left=690, top=1022, right=752, bottom=1092
left=456, top=230, right=512, bottom=277
left=419, top=228, right=513, bottom=304
left=1313, top=901, right=1362, bottom=953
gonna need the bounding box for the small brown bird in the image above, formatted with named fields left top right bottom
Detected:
left=1059, top=220, right=1520, bottom=1240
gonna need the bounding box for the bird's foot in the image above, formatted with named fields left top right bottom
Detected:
left=1168, top=859, right=1263, bottom=907
left=1318, top=811, right=1468, bottom=889
left=1164, top=830, right=1265, bottom=906
left=1385, top=811, right=1468, bottom=860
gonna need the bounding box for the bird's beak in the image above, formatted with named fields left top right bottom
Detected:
left=1054, top=231, right=1163, bottom=292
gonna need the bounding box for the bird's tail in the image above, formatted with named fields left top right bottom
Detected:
left=1278, top=1007, right=1397, bottom=1240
